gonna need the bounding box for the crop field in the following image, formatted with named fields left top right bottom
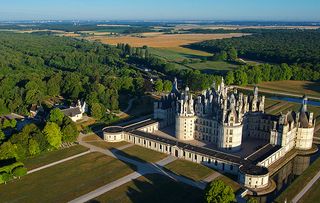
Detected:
left=86, top=33, right=247, bottom=47
left=188, top=61, right=238, bottom=73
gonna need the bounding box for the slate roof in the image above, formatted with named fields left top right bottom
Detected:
left=61, top=107, right=82, bottom=117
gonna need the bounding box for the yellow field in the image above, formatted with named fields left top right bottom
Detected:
left=86, top=33, right=247, bottom=47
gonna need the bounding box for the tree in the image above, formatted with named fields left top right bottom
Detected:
left=204, top=180, right=235, bottom=203
left=0, top=130, right=5, bottom=143
left=12, top=166, right=27, bottom=178
left=61, top=122, right=78, bottom=142
left=47, top=73, right=62, bottom=96
left=154, top=79, right=163, bottom=92
left=247, top=197, right=258, bottom=203
left=227, top=47, right=238, bottom=61
left=43, top=122, right=62, bottom=149
left=49, top=108, right=65, bottom=125
left=0, top=172, right=12, bottom=184
left=29, top=139, right=40, bottom=156
left=225, top=71, right=235, bottom=85
left=91, top=103, right=104, bottom=120
left=163, top=80, right=173, bottom=92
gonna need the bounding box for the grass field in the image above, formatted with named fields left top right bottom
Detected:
left=188, top=61, right=239, bottom=73
left=86, top=33, right=247, bottom=48
left=298, top=176, right=320, bottom=203
left=23, top=145, right=88, bottom=170
left=115, top=145, right=167, bottom=163
left=150, top=47, right=211, bottom=61
left=0, top=152, right=136, bottom=203
left=164, top=159, right=217, bottom=181
left=215, top=175, right=241, bottom=192
left=90, top=141, right=129, bottom=149
left=250, top=80, right=320, bottom=98
left=275, top=156, right=320, bottom=203
left=90, top=173, right=204, bottom=203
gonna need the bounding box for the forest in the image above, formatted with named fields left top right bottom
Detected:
left=0, top=32, right=148, bottom=117
left=190, top=29, right=320, bottom=67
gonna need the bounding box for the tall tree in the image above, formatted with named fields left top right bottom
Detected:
left=43, top=122, right=62, bottom=149
left=204, top=180, right=235, bottom=203
left=154, top=79, right=163, bottom=92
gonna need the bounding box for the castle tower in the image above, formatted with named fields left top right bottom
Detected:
left=175, top=87, right=196, bottom=141
left=295, top=96, right=314, bottom=150
left=217, top=94, right=243, bottom=152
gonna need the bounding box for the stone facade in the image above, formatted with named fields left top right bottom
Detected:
left=154, top=78, right=315, bottom=153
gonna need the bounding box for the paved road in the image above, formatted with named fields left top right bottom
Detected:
left=69, top=134, right=207, bottom=203
left=27, top=150, right=91, bottom=174
left=292, top=169, right=320, bottom=203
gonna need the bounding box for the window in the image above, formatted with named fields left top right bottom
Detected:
left=208, top=159, right=211, bottom=164
left=229, top=137, right=233, bottom=143
left=160, top=145, right=162, bottom=150
left=230, top=129, right=233, bottom=135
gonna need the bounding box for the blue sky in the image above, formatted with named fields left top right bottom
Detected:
left=0, top=0, right=319, bottom=21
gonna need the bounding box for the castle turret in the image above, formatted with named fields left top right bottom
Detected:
left=295, top=96, right=314, bottom=150
left=175, top=86, right=196, bottom=141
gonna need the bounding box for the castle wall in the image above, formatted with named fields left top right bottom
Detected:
left=218, top=123, right=243, bottom=151
left=295, top=127, right=314, bottom=150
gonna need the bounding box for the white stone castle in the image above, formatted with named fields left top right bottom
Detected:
left=154, top=78, right=315, bottom=153
left=103, top=77, right=316, bottom=192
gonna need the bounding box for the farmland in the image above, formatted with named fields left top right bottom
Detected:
left=86, top=33, right=248, bottom=48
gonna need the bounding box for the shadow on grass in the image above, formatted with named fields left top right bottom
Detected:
left=88, top=173, right=204, bottom=203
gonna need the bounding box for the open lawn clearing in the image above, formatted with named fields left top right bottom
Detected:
left=275, top=156, right=320, bottom=203
left=115, top=145, right=168, bottom=163
left=216, top=174, right=241, bottom=192
left=89, top=141, right=129, bottom=150
left=188, top=61, right=238, bottom=73
left=298, top=176, right=320, bottom=203
left=89, top=173, right=204, bottom=203
left=150, top=47, right=211, bottom=61
left=164, top=159, right=217, bottom=181
left=82, top=134, right=103, bottom=142
left=86, top=33, right=247, bottom=48
left=0, top=152, right=136, bottom=203
left=23, top=145, right=88, bottom=170
left=249, top=80, right=320, bottom=98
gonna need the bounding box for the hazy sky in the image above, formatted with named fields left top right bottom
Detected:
left=0, top=0, right=319, bottom=21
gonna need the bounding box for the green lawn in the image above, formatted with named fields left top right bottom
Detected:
left=164, top=159, right=217, bottom=181
left=89, top=141, right=129, bottom=149
left=115, top=145, right=167, bottom=163
left=90, top=173, right=204, bottom=203
left=0, top=152, right=136, bottom=203
left=298, top=177, right=320, bottom=203
left=150, top=47, right=210, bottom=61
left=188, top=61, right=238, bottom=71
left=216, top=175, right=241, bottom=193
left=275, top=156, right=320, bottom=203
left=23, top=145, right=88, bottom=170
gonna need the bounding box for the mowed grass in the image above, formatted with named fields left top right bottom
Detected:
left=23, top=145, right=88, bottom=170
left=251, top=80, right=320, bottom=98
left=216, top=175, right=241, bottom=192
left=115, top=145, right=167, bottom=163
left=90, top=173, right=204, bottom=203
left=150, top=47, right=210, bottom=61
left=0, top=152, right=136, bottom=203
left=298, top=176, right=320, bottom=203
left=275, top=156, right=320, bottom=203
left=164, top=159, right=217, bottom=181
left=90, top=141, right=129, bottom=149
left=188, top=61, right=238, bottom=72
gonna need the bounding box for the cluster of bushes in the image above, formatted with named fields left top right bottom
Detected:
left=0, top=161, right=27, bottom=184
left=0, top=108, right=78, bottom=162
